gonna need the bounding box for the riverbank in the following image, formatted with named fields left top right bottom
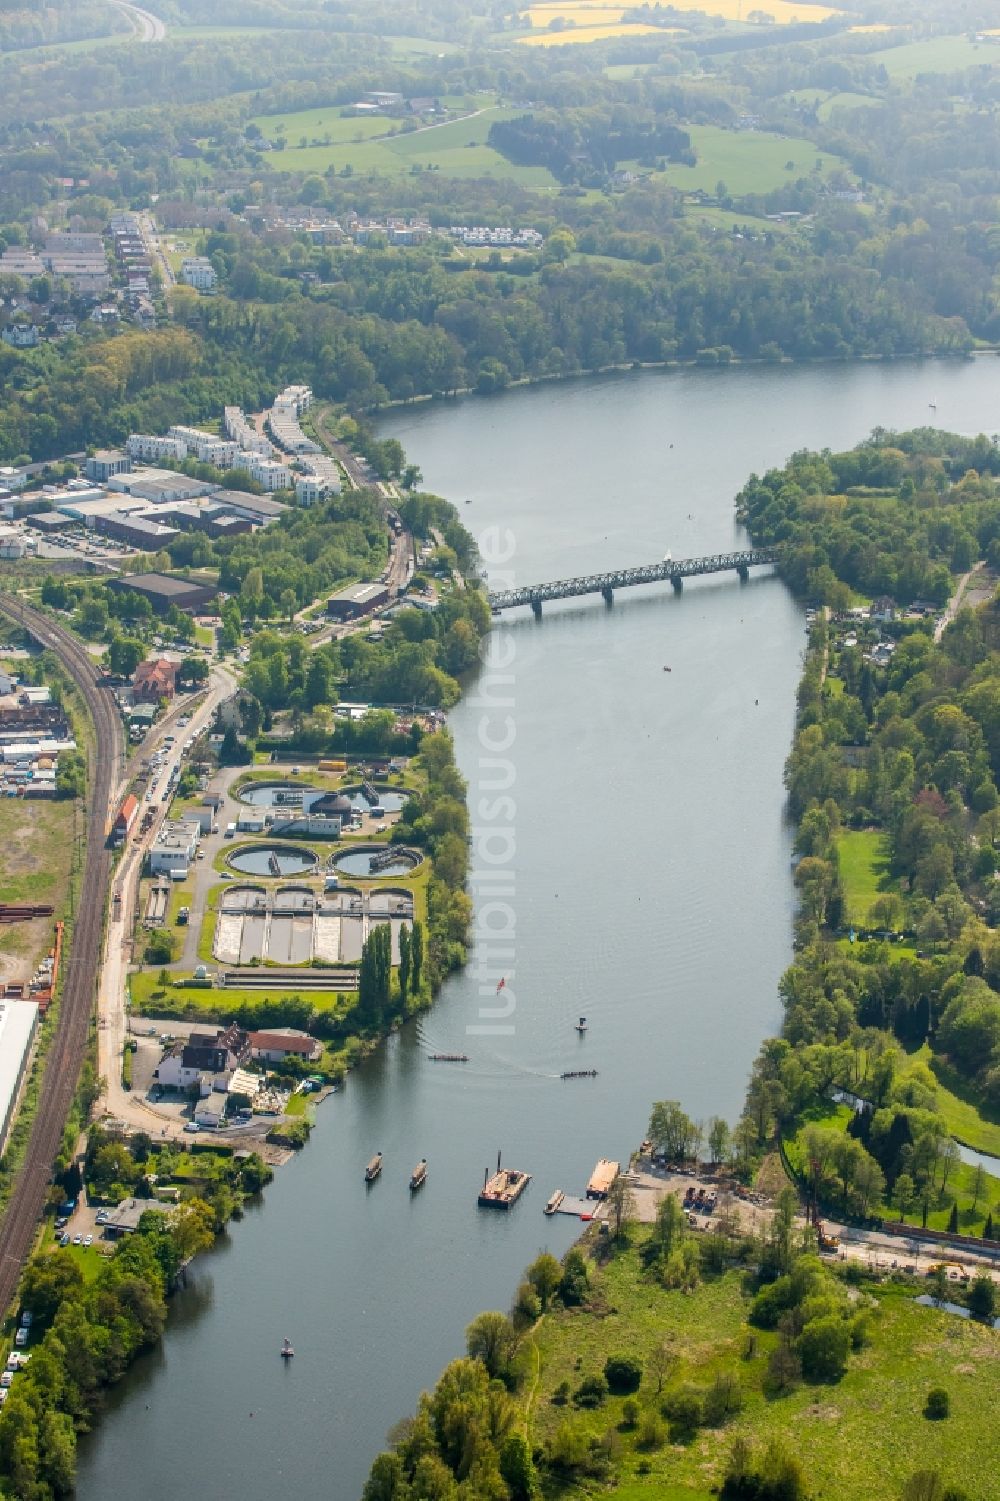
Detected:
left=73, top=355, right=1000, bottom=1501
left=369, top=345, right=1000, bottom=414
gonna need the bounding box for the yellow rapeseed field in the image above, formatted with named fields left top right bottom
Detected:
left=519, top=20, right=671, bottom=43
left=526, top=0, right=842, bottom=26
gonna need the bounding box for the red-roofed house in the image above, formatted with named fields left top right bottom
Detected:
left=249, top=1030, right=322, bottom=1064
left=133, top=658, right=177, bottom=702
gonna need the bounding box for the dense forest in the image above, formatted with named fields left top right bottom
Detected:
left=733, top=430, right=1000, bottom=1235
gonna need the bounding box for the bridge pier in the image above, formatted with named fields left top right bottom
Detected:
left=530, top=599, right=542, bottom=619
left=601, top=586, right=614, bottom=606
left=671, top=576, right=683, bottom=593
left=737, top=564, right=749, bottom=582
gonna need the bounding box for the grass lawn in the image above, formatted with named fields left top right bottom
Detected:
left=898, top=1045, right=1000, bottom=1158
left=255, top=105, right=561, bottom=187
left=868, top=35, right=1000, bottom=79
left=660, top=125, right=847, bottom=197
left=816, top=90, right=884, bottom=120
left=128, top=966, right=354, bottom=1020
left=836, top=829, right=897, bottom=927
left=250, top=108, right=404, bottom=146
left=284, top=1091, right=312, bottom=1117
left=524, top=1240, right=1000, bottom=1498
left=64, top=1244, right=105, bottom=1283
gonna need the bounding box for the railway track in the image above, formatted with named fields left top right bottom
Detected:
left=0, top=597, right=122, bottom=1312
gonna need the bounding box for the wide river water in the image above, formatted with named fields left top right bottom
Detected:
left=78, top=356, right=1000, bottom=1499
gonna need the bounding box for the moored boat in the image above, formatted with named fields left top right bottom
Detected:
left=479, top=1149, right=531, bottom=1209
left=365, top=1152, right=383, bottom=1183
left=544, top=1189, right=565, bottom=1216
left=410, top=1158, right=427, bottom=1190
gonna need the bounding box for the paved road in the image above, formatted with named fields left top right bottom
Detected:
left=934, top=560, right=986, bottom=643
left=113, top=2, right=166, bottom=42
left=96, top=664, right=236, bottom=1140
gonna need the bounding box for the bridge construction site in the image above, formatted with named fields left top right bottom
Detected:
left=487, top=548, right=777, bottom=616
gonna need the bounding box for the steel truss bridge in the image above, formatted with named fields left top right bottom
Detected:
left=487, top=548, right=777, bottom=616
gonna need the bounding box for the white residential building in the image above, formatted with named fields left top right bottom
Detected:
left=180, top=256, right=217, bottom=291
left=231, top=452, right=291, bottom=491
left=223, top=407, right=274, bottom=456
left=127, top=434, right=188, bottom=465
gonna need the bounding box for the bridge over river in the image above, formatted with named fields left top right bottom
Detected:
left=487, top=547, right=777, bottom=616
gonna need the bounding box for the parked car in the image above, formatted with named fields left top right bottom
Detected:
left=0, top=1375, right=11, bottom=1390
left=59, top=1233, right=70, bottom=1247
left=83, top=1235, right=93, bottom=1248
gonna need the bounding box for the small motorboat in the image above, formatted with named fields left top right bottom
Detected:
left=410, top=1158, right=427, bottom=1190
left=280, top=1338, right=294, bottom=1359
left=365, top=1152, right=383, bottom=1183
left=575, top=1016, right=588, bottom=1033
left=663, top=665, right=672, bottom=672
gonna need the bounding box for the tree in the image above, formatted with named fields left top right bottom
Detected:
left=648, top=1339, right=676, bottom=1394
left=397, top=923, right=411, bottom=1002
left=605, top=1172, right=635, bottom=1239
left=358, top=923, right=392, bottom=1023
left=798, top=1315, right=850, bottom=1382
left=525, top=1252, right=561, bottom=1311
left=465, top=1311, right=517, bottom=1380
left=970, top=1162, right=986, bottom=1213
left=654, top=1192, right=686, bottom=1258
left=558, top=1248, right=588, bottom=1306
left=410, top=921, right=424, bottom=993
left=170, top=1198, right=215, bottom=1265
left=924, top=1387, right=950, bottom=1420
left=707, top=1116, right=730, bottom=1164
left=967, top=1273, right=996, bottom=1322
left=498, top=1434, right=534, bottom=1500
left=20, top=1250, right=84, bottom=1327
left=648, top=1100, right=700, bottom=1162
left=894, top=1172, right=915, bottom=1221
left=604, top=1355, right=642, bottom=1393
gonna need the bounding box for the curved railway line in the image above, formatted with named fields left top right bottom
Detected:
left=0, top=597, right=122, bottom=1312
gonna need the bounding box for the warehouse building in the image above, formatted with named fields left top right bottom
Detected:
left=93, top=511, right=179, bottom=550
left=107, top=572, right=216, bottom=614
left=0, top=1001, right=39, bottom=1153
left=327, top=581, right=389, bottom=621
left=218, top=492, right=288, bottom=524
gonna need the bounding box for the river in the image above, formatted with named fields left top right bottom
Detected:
left=77, top=356, right=1000, bottom=1499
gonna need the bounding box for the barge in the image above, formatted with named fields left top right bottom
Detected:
left=586, top=1158, right=620, bottom=1200
left=429, top=1052, right=469, bottom=1062
left=560, top=1069, right=598, bottom=1080
left=365, top=1152, right=383, bottom=1183
left=479, top=1151, right=530, bottom=1209
left=410, top=1158, right=427, bottom=1190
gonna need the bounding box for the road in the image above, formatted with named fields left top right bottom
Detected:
left=96, top=664, right=237, bottom=1139
left=934, top=560, right=987, bottom=643
left=0, top=598, right=124, bottom=1313
left=138, top=209, right=174, bottom=289
left=112, top=2, right=166, bottom=42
